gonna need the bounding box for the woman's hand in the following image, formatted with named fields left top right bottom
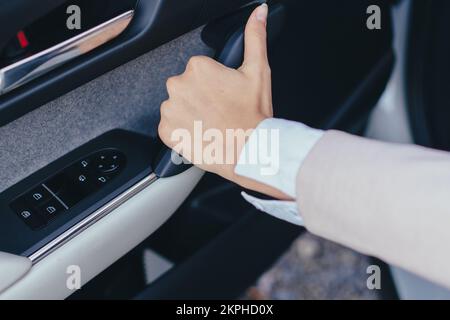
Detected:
left=158, top=4, right=289, bottom=199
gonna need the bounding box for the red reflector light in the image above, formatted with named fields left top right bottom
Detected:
left=17, top=31, right=29, bottom=49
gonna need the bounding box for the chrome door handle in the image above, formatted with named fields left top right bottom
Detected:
left=0, top=10, right=134, bottom=96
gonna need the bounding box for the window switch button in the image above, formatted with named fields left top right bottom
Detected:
left=65, top=167, right=98, bottom=194
left=24, top=185, right=52, bottom=206
left=94, top=175, right=109, bottom=187
left=37, top=199, right=66, bottom=221
left=10, top=201, right=46, bottom=230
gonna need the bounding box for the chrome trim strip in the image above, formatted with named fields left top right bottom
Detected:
left=0, top=10, right=134, bottom=95
left=29, top=173, right=158, bottom=264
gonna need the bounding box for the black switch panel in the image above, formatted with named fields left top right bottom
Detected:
left=0, top=130, right=156, bottom=257
left=9, top=149, right=126, bottom=230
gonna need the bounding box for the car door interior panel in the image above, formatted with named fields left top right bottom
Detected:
left=0, top=28, right=211, bottom=194
left=0, top=27, right=210, bottom=297
left=0, top=167, right=203, bottom=299
left=0, top=0, right=394, bottom=299
left=0, top=0, right=250, bottom=126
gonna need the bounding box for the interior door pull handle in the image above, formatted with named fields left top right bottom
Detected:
left=0, top=10, right=134, bottom=96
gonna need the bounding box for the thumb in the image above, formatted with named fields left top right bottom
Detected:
left=241, top=3, right=269, bottom=70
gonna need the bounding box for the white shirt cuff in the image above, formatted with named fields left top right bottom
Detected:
left=234, top=118, right=323, bottom=225
left=241, top=192, right=304, bottom=226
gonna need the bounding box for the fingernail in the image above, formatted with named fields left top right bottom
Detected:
left=256, top=3, right=268, bottom=23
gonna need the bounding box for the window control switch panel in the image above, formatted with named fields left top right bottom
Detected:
left=0, top=130, right=157, bottom=257
left=10, top=149, right=126, bottom=230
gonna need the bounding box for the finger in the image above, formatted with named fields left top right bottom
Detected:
left=241, top=3, right=269, bottom=70
left=166, top=75, right=182, bottom=98
left=160, top=99, right=171, bottom=120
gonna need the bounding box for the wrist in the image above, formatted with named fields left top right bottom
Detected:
left=233, top=118, right=325, bottom=199
left=231, top=115, right=272, bottom=169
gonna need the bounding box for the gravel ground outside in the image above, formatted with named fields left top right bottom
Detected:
left=245, top=232, right=380, bottom=300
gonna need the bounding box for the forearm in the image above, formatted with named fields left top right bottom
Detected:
left=157, top=1, right=450, bottom=289
left=297, top=130, right=450, bottom=288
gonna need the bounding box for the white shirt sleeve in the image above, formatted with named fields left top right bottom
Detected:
left=234, top=118, right=324, bottom=226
